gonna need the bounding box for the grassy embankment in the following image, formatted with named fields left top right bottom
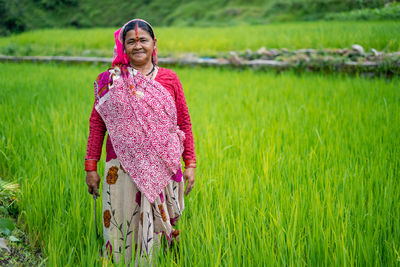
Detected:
left=0, top=62, right=399, bottom=265
left=0, top=21, right=399, bottom=58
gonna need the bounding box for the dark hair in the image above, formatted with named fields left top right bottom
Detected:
left=122, top=20, right=155, bottom=44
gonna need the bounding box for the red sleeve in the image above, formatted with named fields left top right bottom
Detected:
left=85, top=103, right=107, bottom=161
left=173, top=74, right=196, bottom=162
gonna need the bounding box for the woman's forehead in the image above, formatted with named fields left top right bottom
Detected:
left=125, top=28, right=152, bottom=39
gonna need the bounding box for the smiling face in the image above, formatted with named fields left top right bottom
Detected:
left=124, top=27, right=154, bottom=67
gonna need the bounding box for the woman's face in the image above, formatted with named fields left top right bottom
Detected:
left=124, top=27, right=154, bottom=67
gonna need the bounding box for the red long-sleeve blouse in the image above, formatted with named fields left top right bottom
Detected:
left=85, top=67, right=196, bottom=163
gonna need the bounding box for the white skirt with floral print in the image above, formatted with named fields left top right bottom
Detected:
left=102, top=158, right=185, bottom=265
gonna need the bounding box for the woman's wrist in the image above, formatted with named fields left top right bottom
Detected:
left=85, top=159, right=98, bottom=172
left=184, top=159, right=196, bottom=169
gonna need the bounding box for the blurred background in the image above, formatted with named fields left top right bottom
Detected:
left=1, top=0, right=399, bottom=35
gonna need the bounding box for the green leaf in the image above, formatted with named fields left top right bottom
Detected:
left=8, top=235, right=20, bottom=242
left=0, top=206, right=8, bottom=215
left=0, top=218, right=15, bottom=236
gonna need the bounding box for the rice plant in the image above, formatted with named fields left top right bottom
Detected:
left=0, top=21, right=399, bottom=57
left=0, top=62, right=399, bottom=266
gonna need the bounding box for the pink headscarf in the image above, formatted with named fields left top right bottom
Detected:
left=112, top=19, right=158, bottom=66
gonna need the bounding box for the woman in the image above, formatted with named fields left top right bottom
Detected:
left=85, top=19, right=196, bottom=264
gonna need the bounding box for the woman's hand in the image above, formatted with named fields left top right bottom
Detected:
left=183, top=167, right=195, bottom=196
left=86, top=171, right=100, bottom=197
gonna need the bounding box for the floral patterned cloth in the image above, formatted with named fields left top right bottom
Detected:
left=94, top=66, right=185, bottom=203
left=102, top=158, right=184, bottom=265
left=86, top=66, right=196, bottom=163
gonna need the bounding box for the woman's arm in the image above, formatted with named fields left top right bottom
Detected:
left=174, top=74, right=196, bottom=164
left=173, top=74, right=196, bottom=195
left=85, top=104, right=107, bottom=196
left=86, top=71, right=110, bottom=162
left=85, top=105, right=107, bottom=161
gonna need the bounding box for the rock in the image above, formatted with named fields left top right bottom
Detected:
left=256, top=47, right=276, bottom=59
left=343, top=50, right=351, bottom=57
left=179, top=53, right=197, bottom=60
left=296, top=54, right=310, bottom=62
left=259, top=52, right=273, bottom=60
left=305, top=49, right=316, bottom=55
left=334, top=49, right=349, bottom=55
left=179, top=53, right=198, bottom=64
left=371, top=48, right=382, bottom=56
left=228, top=51, right=242, bottom=65
left=257, top=47, right=267, bottom=55
left=323, top=56, right=335, bottom=61
left=297, top=49, right=316, bottom=55
left=245, top=49, right=253, bottom=59
left=281, top=48, right=289, bottom=54
left=0, top=237, right=10, bottom=253
left=269, top=49, right=280, bottom=57
left=333, top=49, right=343, bottom=54
left=351, top=44, right=365, bottom=55
left=217, top=58, right=229, bottom=64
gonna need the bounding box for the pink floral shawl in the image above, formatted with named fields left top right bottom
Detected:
left=94, top=19, right=184, bottom=203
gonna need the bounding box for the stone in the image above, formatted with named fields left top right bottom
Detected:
left=0, top=237, right=10, bottom=253
left=244, top=49, right=253, bottom=59
left=228, top=51, right=242, bottom=65
left=296, top=54, right=310, bottom=62
left=371, top=48, right=382, bottom=56
left=269, top=49, right=280, bottom=57
left=257, top=46, right=267, bottom=55
left=297, top=49, right=316, bottom=55
left=351, top=44, right=365, bottom=55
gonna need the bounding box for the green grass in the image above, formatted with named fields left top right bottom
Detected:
left=0, top=21, right=399, bottom=58
left=0, top=62, right=399, bottom=266
left=325, top=2, right=400, bottom=21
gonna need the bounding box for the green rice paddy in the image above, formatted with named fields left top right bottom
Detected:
left=0, top=62, right=399, bottom=266
left=0, top=21, right=399, bottom=57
